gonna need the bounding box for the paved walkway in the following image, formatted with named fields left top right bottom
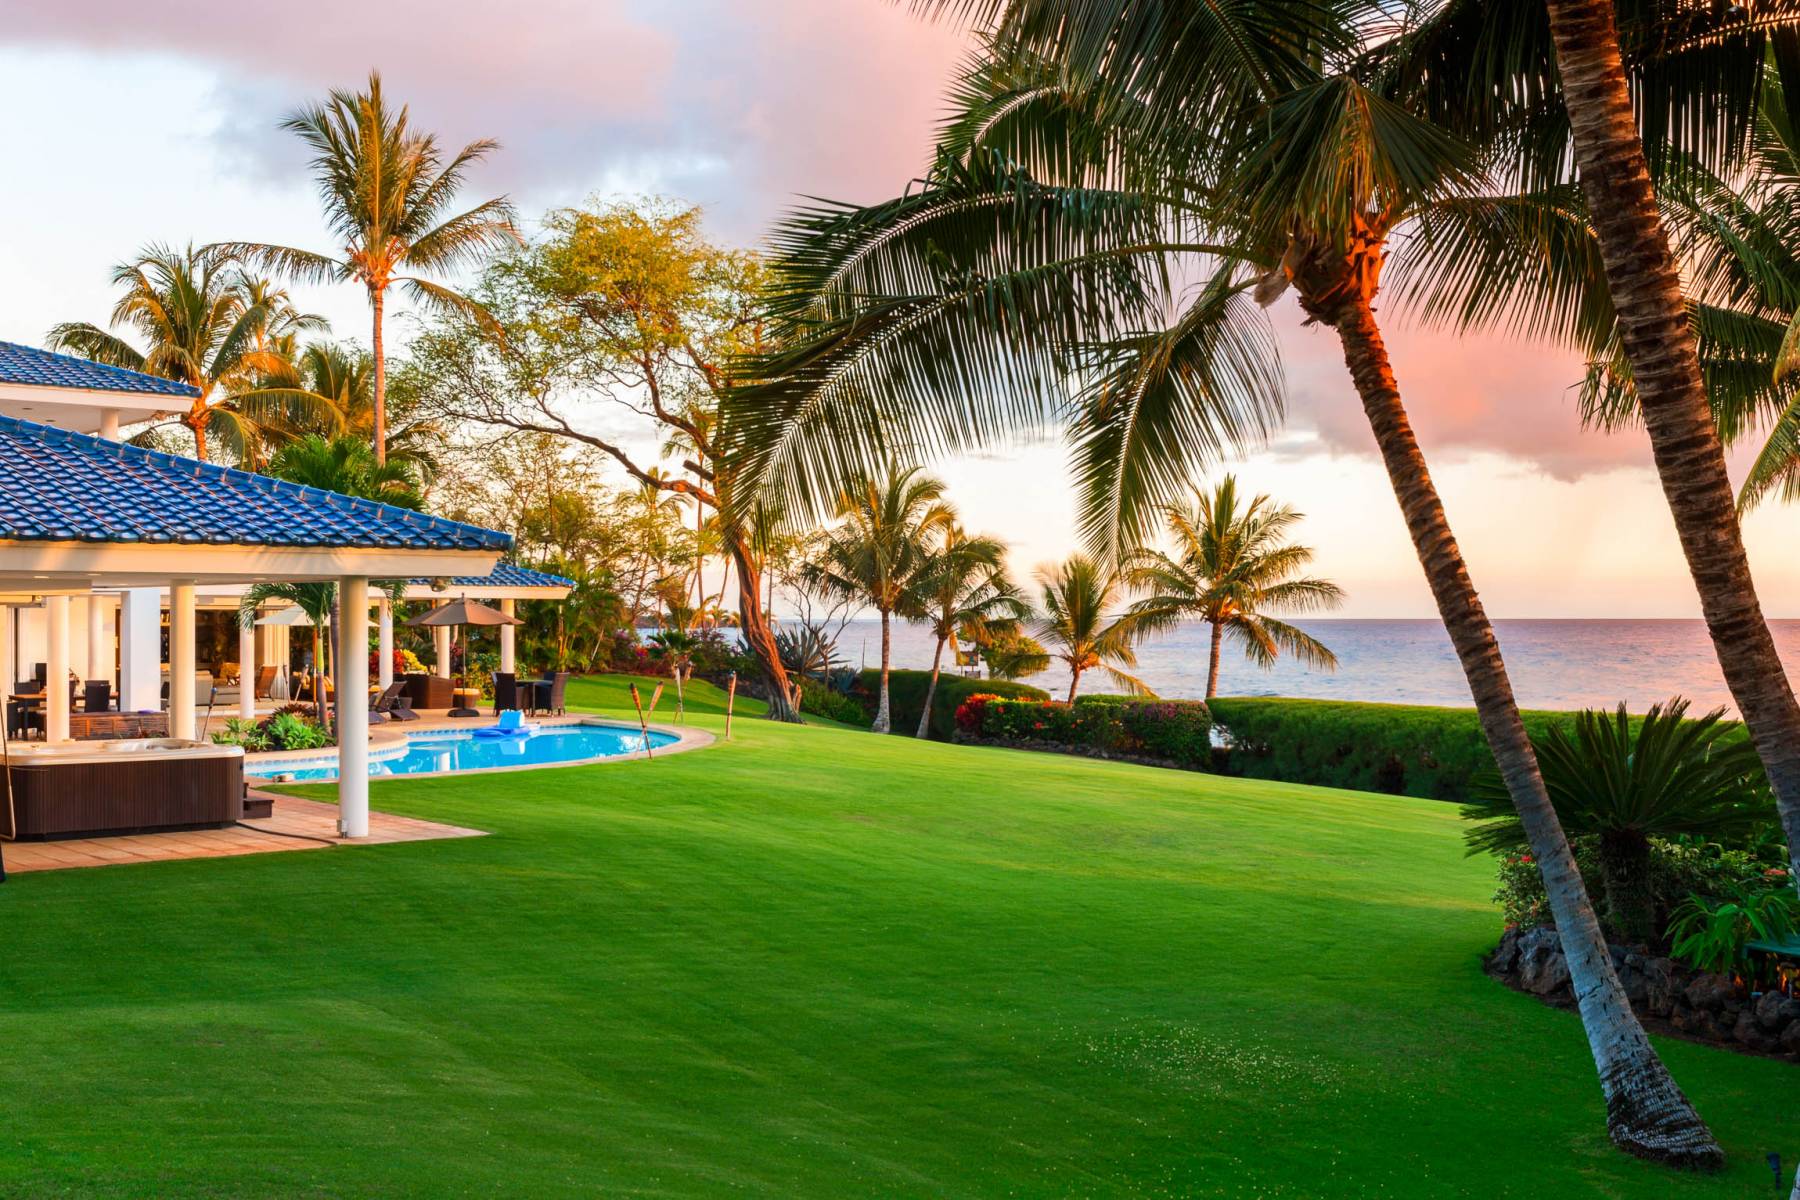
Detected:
left=0, top=794, right=485, bottom=874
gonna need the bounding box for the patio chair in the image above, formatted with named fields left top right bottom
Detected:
left=492, top=672, right=521, bottom=715
left=82, top=680, right=111, bottom=714
left=370, top=680, right=412, bottom=723
left=254, top=664, right=277, bottom=699
left=546, top=671, right=569, bottom=716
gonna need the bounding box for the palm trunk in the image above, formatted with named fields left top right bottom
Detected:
left=1316, top=283, right=1720, bottom=1169
left=190, top=411, right=208, bottom=462
left=1544, top=0, right=1800, bottom=897
left=1066, top=665, right=1082, bottom=704
left=873, top=611, right=893, bottom=734
left=1598, top=829, right=1655, bottom=946
left=918, top=635, right=947, bottom=739
left=727, top=530, right=800, bottom=722
left=371, top=287, right=388, bottom=466
left=1205, top=619, right=1224, bottom=700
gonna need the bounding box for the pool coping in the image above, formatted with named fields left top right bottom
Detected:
left=245, top=715, right=713, bottom=783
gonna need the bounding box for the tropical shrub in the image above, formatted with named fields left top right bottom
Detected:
left=858, top=669, right=1048, bottom=740
left=1208, top=698, right=1582, bottom=803
left=1668, top=887, right=1800, bottom=986
left=957, top=694, right=1214, bottom=769
left=214, top=710, right=330, bottom=752
left=798, top=678, right=871, bottom=727
left=1462, top=699, right=1775, bottom=943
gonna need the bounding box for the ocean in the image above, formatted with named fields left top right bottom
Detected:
left=822, top=617, right=1800, bottom=715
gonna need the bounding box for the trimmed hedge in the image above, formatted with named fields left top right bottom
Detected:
left=798, top=678, right=872, bottom=727
left=1205, top=697, right=1579, bottom=803
left=856, top=669, right=1049, bottom=739
left=956, top=694, right=1215, bottom=769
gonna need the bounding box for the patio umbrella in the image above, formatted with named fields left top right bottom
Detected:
left=406, top=600, right=520, bottom=716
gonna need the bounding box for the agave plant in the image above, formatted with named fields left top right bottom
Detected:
left=1463, top=698, right=1776, bottom=944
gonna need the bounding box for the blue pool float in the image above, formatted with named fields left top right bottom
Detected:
left=472, top=710, right=536, bottom=739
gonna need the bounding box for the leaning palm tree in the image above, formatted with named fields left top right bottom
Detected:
left=726, top=4, right=1720, bottom=1164
left=1033, top=556, right=1148, bottom=703
left=215, top=71, right=519, bottom=465
left=1124, top=476, right=1342, bottom=699
left=908, top=525, right=1028, bottom=737
left=1406, top=0, right=1800, bottom=990
left=801, top=466, right=956, bottom=733
left=47, top=243, right=333, bottom=461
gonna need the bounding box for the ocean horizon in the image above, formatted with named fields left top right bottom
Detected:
left=813, top=617, right=1800, bottom=714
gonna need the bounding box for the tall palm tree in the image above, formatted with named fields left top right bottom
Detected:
left=909, top=525, right=1028, bottom=737
left=1415, top=0, right=1800, bottom=995
left=726, top=4, right=1719, bottom=1164
left=215, top=71, right=519, bottom=464
left=1124, top=476, right=1342, bottom=699
left=47, top=243, right=333, bottom=462
left=261, top=342, right=446, bottom=479
left=801, top=466, right=956, bottom=733
left=1033, top=556, right=1147, bottom=703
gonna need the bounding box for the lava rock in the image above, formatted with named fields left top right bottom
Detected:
left=1734, top=1011, right=1779, bottom=1052
left=1684, top=972, right=1737, bottom=1011
left=1642, top=958, right=1680, bottom=1017
left=1518, top=929, right=1571, bottom=997
left=1754, top=990, right=1800, bottom=1032
left=1780, top=1021, right=1800, bottom=1054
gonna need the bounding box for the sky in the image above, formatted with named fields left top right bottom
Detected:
left=1, top=1, right=1797, bottom=618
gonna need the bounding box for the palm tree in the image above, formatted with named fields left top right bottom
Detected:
left=1124, top=477, right=1342, bottom=699
left=908, top=525, right=1028, bottom=737
left=266, top=435, right=425, bottom=511
left=1424, top=0, right=1800, bottom=991
left=1033, top=556, right=1147, bottom=704
left=260, top=343, right=446, bottom=480
left=215, top=71, right=519, bottom=464
left=1463, top=698, right=1776, bottom=945
left=47, top=243, right=334, bottom=462
left=239, top=581, right=336, bottom=727
left=727, top=4, right=1719, bottom=1164
left=801, top=467, right=955, bottom=733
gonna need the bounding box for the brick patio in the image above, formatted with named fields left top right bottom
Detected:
left=0, top=793, right=485, bottom=874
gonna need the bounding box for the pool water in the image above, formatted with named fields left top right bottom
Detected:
left=255, top=723, right=679, bottom=782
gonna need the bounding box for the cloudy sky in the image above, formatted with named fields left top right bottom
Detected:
left=2, top=1, right=1796, bottom=617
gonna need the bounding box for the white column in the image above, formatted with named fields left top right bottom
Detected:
left=0, top=605, right=13, bottom=703
left=238, top=609, right=257, bottom=720
left=98, top=409, right=120, bottom=441
left=85, top=595, right=105, bottom=684
left=45, top=596, right=69, bottom=742
left=338, top=575, right=370, bottom=838
left=118, top=587, right=161, bottom=711
left=433, top=607, right=451, bottom=679
left=499, top=598, right=516, bottom=674
left=169, top=582, right=196, bottom=740
left=378, top=598, right=394, bottom=690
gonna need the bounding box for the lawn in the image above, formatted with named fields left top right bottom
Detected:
left=0, top=674, right=1790, bottom=1197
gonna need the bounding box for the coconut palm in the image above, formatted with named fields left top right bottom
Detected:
left=215, top=72, right=519, bottom=465
left=801, top=466, right=956, bottom=733
left=1033, top=556, right=1147, bottom=703
left=266, top=434, right=425, bottom=511
left=260, top=342, right=446, bottom=480
left=908, top=525, right=1028, bottom=737
left=47, top=243, right=334, bottom=462
left=726, top=4, right=1718, bottom=1163
left=239, top=581, right=336, bottom=726
left=1463, top=698, right=1776, bottom=945
left=1124, top=476, right=1342, bottom=699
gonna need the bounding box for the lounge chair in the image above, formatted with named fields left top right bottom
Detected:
left=370, top=680, right=413, bottom=723
left=254, top=665, right=278, bottom=699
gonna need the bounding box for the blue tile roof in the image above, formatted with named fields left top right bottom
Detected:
left=0, top=341, right=201, bottom=399
left=413, top=563, right=575, bottom=589
left=0, top=416, right=510, bottom=551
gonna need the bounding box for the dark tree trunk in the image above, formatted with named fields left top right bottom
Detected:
left=1302, top=260, right=1721, bottom=1169
left=1599, top=828, right=1655, bottom=946
left=1205, top=619, right=1224, bottom=699
left=1544, top=0, right=1800, bottom=898
left=727, top=531, right=800, bottom=722
left=919, top=635, right=947, bottom=739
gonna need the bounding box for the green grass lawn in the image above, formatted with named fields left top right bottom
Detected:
left=0, top=674, right=1789, bottom=1197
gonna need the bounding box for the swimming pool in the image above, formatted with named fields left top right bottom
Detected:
left=251, top=722, right=681, bottom=782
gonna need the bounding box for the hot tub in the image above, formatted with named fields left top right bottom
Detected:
left=2, top=739, right=246, bottom=840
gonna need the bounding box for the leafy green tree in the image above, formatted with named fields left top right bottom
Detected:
left=216, top=71, right=519, bottom=465
left=908, top=525, right=1028, bottom=738
left=1033, top=556, right=1147, bottom=704
left=1124, top=476, right=1341, bottom=699
left=727, top=3, right=1719, bottom=1160
left=1464, top=699, right=1777, bottom=945
left=802, top=467, right=955, bottom=733
left=979, top=629, right=1050, bottom=682
left=48, top=243, right=332, bottom=461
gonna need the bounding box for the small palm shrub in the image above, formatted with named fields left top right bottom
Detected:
left=1668, top=887, right=1800, bottom=985
left=1464, top=698, right=1776, bottom=943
